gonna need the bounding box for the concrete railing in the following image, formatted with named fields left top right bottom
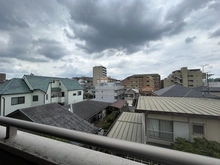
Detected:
left=0, top=116, right=220, bottom=165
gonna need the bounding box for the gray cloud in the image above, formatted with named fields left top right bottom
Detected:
left=60, top=0, right=210, bottom=54
left=209, top=28, right=220, bottom=38
left=185, top=36, right=197, bottom=43
left=218, top=42, right=220, bottom=45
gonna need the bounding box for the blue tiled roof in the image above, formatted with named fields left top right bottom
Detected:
left=24, top=75, right=83, bottom=93
left=0, top=78, right=31, bottom=95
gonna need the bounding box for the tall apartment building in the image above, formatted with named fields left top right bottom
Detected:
left=0, top=73, right=6, bottom=83
left=122, top=74, right=161, bottom=91
left=93, top=66, right=107, bottom=86
left=163, top=67, right=205, bottom=88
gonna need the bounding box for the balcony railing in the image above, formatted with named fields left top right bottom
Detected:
left=0, top=116, right=220, bottom=165
left=148, top=129, right=173, bottom=142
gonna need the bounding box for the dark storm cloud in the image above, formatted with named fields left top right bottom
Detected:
left=185, top=36, right=197, bottom=43
left=60, top=0, right=210, bottom=54
left=32, top=38, right=70, bottom=60
left=209, top=28, right=220, bottom=38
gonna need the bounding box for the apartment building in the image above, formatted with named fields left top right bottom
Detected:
left=163, top=67, right=205, bottom=88
left=95, top=82, right=124, bottom=100
left=93, top=66, right=107, bottom=86
left=0, top=73, right=6, bottom=83
left=122, top=74, right=161, bottom=93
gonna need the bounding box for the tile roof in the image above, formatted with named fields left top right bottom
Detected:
left=137, top=96, right=220, bottom=118
left=7, top=103, right=98, bottom=134
left=110, top=100, right=127, bottom=109
left=68, top=100, right=110, bottom=120
left=107, top=112, right=145, bottom=143
left=153, top=84, right=219, bottom=99
left=24, top=75, right=83, bottom=93
left=0, top=78, right=31, bottom=95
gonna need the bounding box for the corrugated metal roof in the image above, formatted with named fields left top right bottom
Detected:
left=137, top=96, right=220, bottom=117
left=107, top=112, right=145, bottom=143
left=0, top=78, right=31, bottom=95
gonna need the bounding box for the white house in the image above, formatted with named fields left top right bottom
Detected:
left=0, top=75, right=83, bottom=116
left=95, top=82, right=124, bottom=100
left=136, top=96, right=220, bottom=145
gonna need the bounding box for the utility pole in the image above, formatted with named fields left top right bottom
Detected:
left=207, top=73, right=214, bottom=94
left=199, top=64, right=209, bottom=96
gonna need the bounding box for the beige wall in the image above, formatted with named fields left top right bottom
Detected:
left=147, top=113, right=220, bottom=144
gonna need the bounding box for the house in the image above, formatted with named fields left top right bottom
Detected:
left=153, top=84, right=220, bottom=99
left=124, top=88, right=139, bottom=107
left=140, top=86, right=154, bottom=96
left=0, top=75, right=83, bottom=116
left=109, top=100, right=129, bottom=112
left=107, top=112, right=145, bottom=144
left=136, top=96, right=220, bottom=145
left=7, top=103, right=98, bottom=138
left=67, top=100, right=111, bottom=123
left=95, top=82, right=124, bottom=100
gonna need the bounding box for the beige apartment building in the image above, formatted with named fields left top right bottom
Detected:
left=122, top=74, right=160, bottom=94
left=93, top=66, right=107, bottom=86
left=163, top=67, right=205, bottom=88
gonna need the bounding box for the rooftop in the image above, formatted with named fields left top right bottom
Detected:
left=154, top=84, right=220, bottom=99
left=108, top=112, right=145, bottom=143
left=24, top=75, right=83, bottom=93
left=136, top=96, right=220, bottom=118
left=0, top=78, right=31, bottom=95
left=7, top=103, right=98, bottom=134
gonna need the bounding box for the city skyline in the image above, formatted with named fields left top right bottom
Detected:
left=0, top=0, right=220, bottom=80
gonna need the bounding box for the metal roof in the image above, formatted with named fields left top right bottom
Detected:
left=107, top=112, right=145, bottom=143
left=136, top=96, right=220, bottom=117
left=0, top=78, right=31, bottom=95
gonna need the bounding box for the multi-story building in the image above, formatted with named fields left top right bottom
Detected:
left=163, top=67, right=205, bottom=88
left=122, top=74, right=161, bottom=91
left=93, top=66, right=107, bottom=87
left=0, top=73, right=6, bottom=83
left=95, top=82, right=124, bottom=100
left=0, top=75, right=83, bottom=116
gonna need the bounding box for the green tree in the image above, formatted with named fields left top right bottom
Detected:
left=171, top=137, right=220, bottom=158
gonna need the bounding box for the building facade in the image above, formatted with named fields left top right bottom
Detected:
left=122, top=74, right=161, bottom=91
left=0, top=75, right=83, bottom=116
left=93, top=66, right=107, bottom=86
left=95, top=82, right=124, bottom=100
left=163, top=67, right=205, bottom=88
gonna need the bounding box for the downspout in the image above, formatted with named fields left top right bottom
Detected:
left=2, top=97, right=5, bottom=116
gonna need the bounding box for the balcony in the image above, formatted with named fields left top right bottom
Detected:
left=0, top=116, right=220, bottom=165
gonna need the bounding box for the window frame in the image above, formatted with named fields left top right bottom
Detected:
left=33, top=95, right=38, bottom=102
left=192, top=124, right=204, bottom=135
left=11, top=96, right=25, bottom=105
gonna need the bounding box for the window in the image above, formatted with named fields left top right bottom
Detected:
left=33, top=95, right=38, bottom=101
left=78, top=91, right=82, bottom=96
left=193, top=124, right=204, bottom=134
left=73, top=93, right=76, bottom=96
left=148, top=119, right=173, bottom=142
left=11, top=96, right=25, bottom=105
left=46, top=94, right=48, bottom=100
left=61, top=92, right=65, bottom=97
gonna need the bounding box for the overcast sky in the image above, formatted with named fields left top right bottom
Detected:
left=0, top=0, right=220, bottom=80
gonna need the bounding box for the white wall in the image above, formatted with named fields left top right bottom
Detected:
left=1, top=93, right=32, bottom=116
left=68, top=90, right=83, bottom=104
left=31, top=90, right=45, bottom=107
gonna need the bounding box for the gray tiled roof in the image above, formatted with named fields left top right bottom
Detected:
left=68, top=100, right=110, bottom=120
left=107, top=112, right=145, bottom=143
left=154, top=84, right=219, bottom=99
left=0, top=78, right=31, bottom=95
left=8, top=103, right=98, bottom=134
left=24, top=75, right=83, bottom=93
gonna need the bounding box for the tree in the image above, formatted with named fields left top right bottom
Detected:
left=170, top=137, right=220, bottom=158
